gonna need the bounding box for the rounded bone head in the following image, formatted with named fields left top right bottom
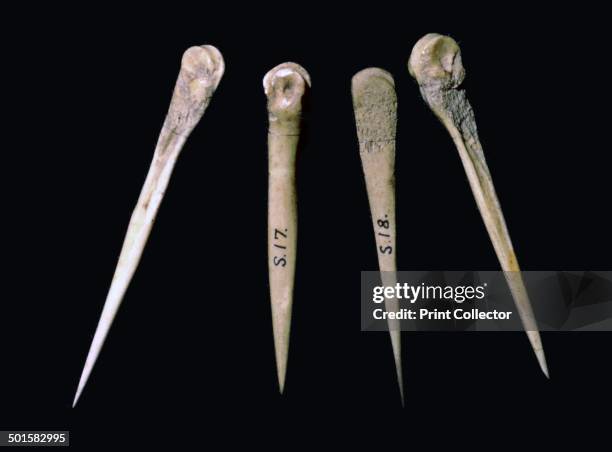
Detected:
left=351, top=68, right=397, bottom=142
left=181, top=45, right=225, bottom=100
left=352, top=68, right=395, bottom=107
left=165, top=45, right=225, bottom=136
left=263, top=63, right=311, bottom=122
left=408, top=33, right=464, bottom=89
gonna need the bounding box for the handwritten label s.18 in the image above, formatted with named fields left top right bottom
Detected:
left=376, top=215, right=393, bottom=255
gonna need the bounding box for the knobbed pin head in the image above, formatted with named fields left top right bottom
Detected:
left=408, top=33, right=465, bottom=90
left=168, top=45, right=225, bottom=135
left=264, top=63, right=310, bottom=132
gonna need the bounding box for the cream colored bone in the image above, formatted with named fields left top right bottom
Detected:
left=352, top=68, right=404, bottom=404
left=264, top=62, right=310, bottom=393
left=408, top=34, right=548, bottom=377
left=73, top=45, right=225, bottom=406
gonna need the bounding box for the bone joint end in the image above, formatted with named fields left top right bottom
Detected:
left=408, top=33, right=465, bottom=90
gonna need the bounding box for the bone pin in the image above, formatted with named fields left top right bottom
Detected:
left=352, top=68, right=404, bottom=404
left=264, top=62, right=310, bottom=393
left=73, top=45, right=225, bottom=406
left=408, top=34, right=548, bottom=377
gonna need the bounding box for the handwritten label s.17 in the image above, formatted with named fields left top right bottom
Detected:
left=272, top=228, right=288, bottom=267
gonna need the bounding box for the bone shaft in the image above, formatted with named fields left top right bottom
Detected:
left=359, top=143, right=400, bottom=325
left=268, top=132, right=298, bottom=389
left=360, top=144, right=397, bottom=272
left=359, top=142, right=403, bottom=401
left=116, top=132, right=185, bottom=275
left=107, top=131, right=184, bottom=319
left=446, top=127, right=514, bottom=261
left=429, top=96, right=547, bottom=374
left=444, top=120, right=538, bottom=321
left=442, top=113, right=545, bottom=372
left=75, top=132, right=184, bottom=402
left=450, top=126, right=546, bottom=374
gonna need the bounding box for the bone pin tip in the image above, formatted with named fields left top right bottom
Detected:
left=531, top=338, right=550, bottom=378
left=541, top=355, right=550, bottom=379
left=408, top=33, right=465, bottom=89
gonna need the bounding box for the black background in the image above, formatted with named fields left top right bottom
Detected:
left=3, top=5, right=611, bottom=449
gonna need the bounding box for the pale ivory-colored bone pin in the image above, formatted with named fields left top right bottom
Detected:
left=408, top=34, right=548, bottom=377
left=263, top=62, right=310, bottom=392
left=352, top=68, right=404, bottom=404
left=73, top=45, right=225, bottom=406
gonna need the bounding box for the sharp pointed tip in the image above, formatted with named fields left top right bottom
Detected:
left=72, top=353, right=96, bottom=409
left=525, top=330, right=549, bottom=379
left=72, top=372, right=88, bottom=408
left=72, top=387, right=82, bottom=408
left=73, top=304, right=118, bottom=409
left=276, top=362, right=287, bottom=395
left=537, top=350, right=550, bottom=379
left=394, top=356, right=404, bottom=406
left=389, top=330, right=404, bottom=407
left=271, top=313, right=290, bottom=396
